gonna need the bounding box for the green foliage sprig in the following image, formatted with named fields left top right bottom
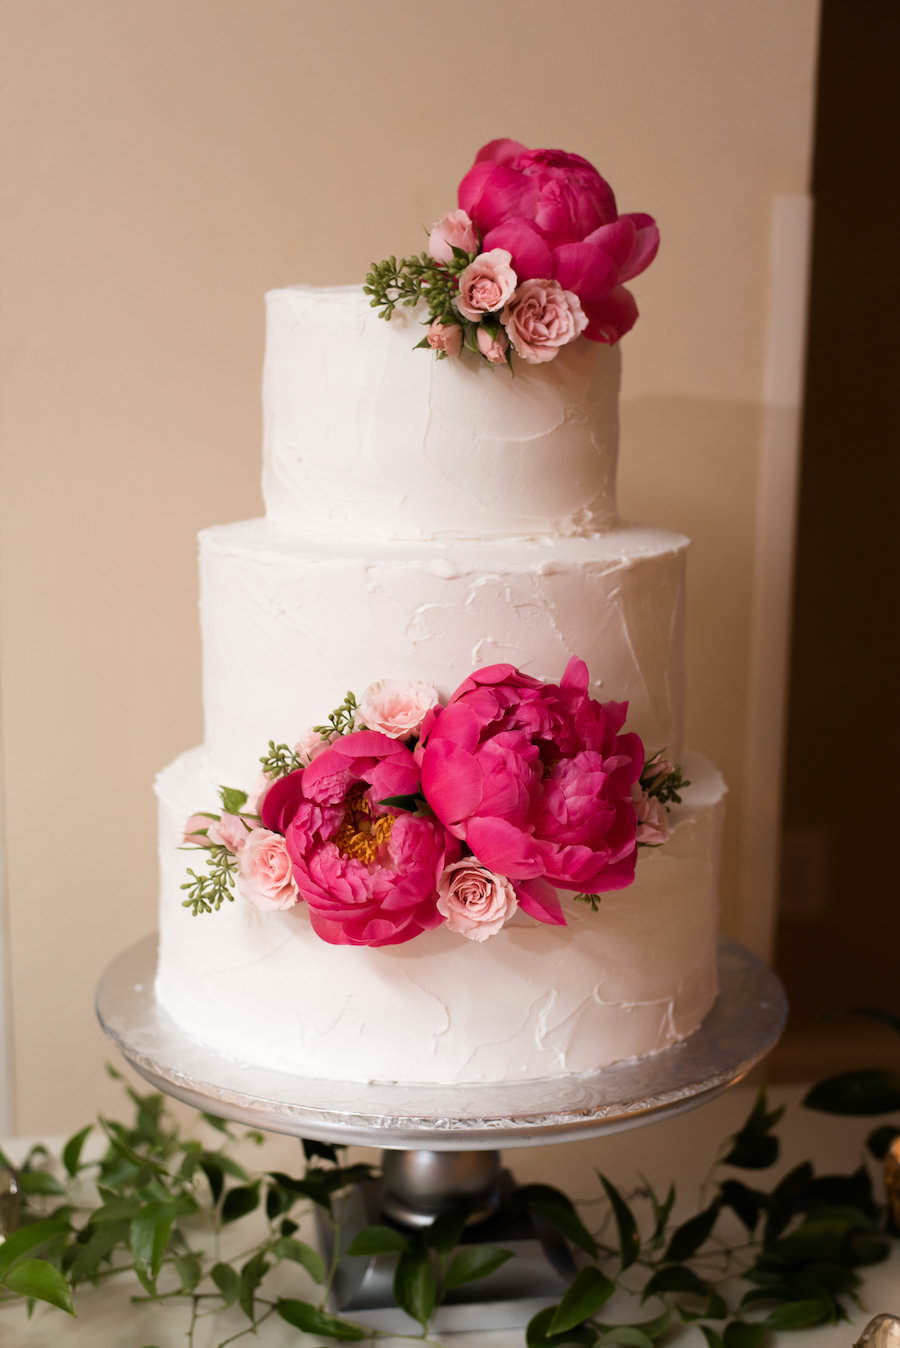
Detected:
left=364, top=250, right=471, bottom=329
left=259, top=740, right=303, bottom=781
left=313, top=690, right=359, bottom=740
left=181, top=844, right=238, bottom=916
left=641, top=751, right=690, bottom=808
left=1, top=1062, right=898, bottom=1344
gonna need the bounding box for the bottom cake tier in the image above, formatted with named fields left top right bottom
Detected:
left=155, top=748, right=726, bottom=1085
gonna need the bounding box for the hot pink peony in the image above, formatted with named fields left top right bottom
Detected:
left=426, top=320, right=463, bottom=357
left=437, top=860, right=518, bottom=942
left=237, top=828, right=299, bottom=911
left=501, top=279, right=587, bottom=364
left=455, top=249, right=517, bottom=321
left=457, top=139, right=659, bottom=343
left=428, top=208, right=478, bottom=264
left=261, top=730, right=455, bottom=947
left=355, top=678, right=440, bottom=739
left=418, top=658, right=644, bottom=915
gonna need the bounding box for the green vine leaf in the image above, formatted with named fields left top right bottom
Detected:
left=639, top=1173, right=676, bottom=1247
left=723, top=1089, right=784, bottom=1169
left=723, top=1323, right=768, bottom=1348
left=277, top=1299, right=367, bottom=1339
left=719, top=1178, right=768, bottom=1232
left=129, top=1201, right=176, bottom=1293
left=393, top=1246, right=436, bottom=1329
left=763, top=1298, right=833, bottom=1329
left=271, top=1235, right=326, bottom=1282
left=424, top=1206, right=468, bottom=1254
left=211, top=1261, right=241, bottom=1306
left=239, top=1250, right=269, bottom=1321
left=527, top=1305, right=596, bottom=1347
left=444, top=1245, right=513, bottom=1291
left=803, top=1068, right=900, bottom=1116
left=2, top=1258, right=75, bottom=1315
left=550, top=1267, right=616, bottom=1334
left=221, top=1181, right=260, bottom=1224
left=598, top=1173, right=641, bottom=1269
left=62, top=1124, right=93, bottom=1178
left=17, top=1171, right=66, bottom=1196
left=518, top=1183, right=598, bottom=1257
left=345, top=1224, right=410, bottom=1257
left=642, top=1265, right=711, bottom=1300
left=663, top=1199, right=721, bottom=1262
left=173, top=1252, right=202, bottom=1293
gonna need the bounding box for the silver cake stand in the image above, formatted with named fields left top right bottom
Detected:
left=96, top=935, right=787, bottom=1333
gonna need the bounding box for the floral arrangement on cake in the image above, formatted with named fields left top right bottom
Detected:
left=182, top=658, right=686, bottom=949
left=363, top=138, right=659, bottom=366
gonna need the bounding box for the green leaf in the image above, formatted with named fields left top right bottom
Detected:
left=98, top=1118, right=168, bottom=1178
left=173, top=1252, right=203, bottom=1293
left=663, top=1200, right=721, bottom=1262
left=642, top=1265, right=711, bottom=1300
left=3, top=1258, right=74, bottom=1315
left=62, top=1125, right=93, bottom=1177
left=804, top=1068, right=900, bottom=1115
left=424, top=1207, right=468, bottom=1254
left=301, top=1137, right=341, bottom=1164
left=595, top=1329, right=656, bottom=1348
left=0, top=1213, right=72, bottom=1277
left=17, top=1171, right=66, bottom=1196
left=724, top=1089, right=784, bottom=1169
left=222, top=1181, right=260, bottom=1223
left=200, top=1157, right=224, bottom=1203
left=518, top=1183, right=598, bottom=1257
left=723, top=1323, right=768, bottom=1348
left=201, top=1112, right=233, bottom=1134
left=639, top=1174, right=676, bottom=1246
left=130, top=1202, right=176, bottom=1290
left=216, top=1153, right=250, bottom=1181
left=219, top=786, right=249, bottom=814
left=345, top=1224, right=410, bottom=1257
left=550, top=1267, right=616, bottom=1333
left=866, top=1124, right=900, bottom=1160
left=89, top=1195, right=142, bottom=1224
left=378, top=793, right=422, bottom=812
left=598, top=1173, right=640, bottom=1269
left=68, top=1220, right=129, bottom=1285
left=393, top=1246, right=436, bottom=1329
left=700, top=1328, right=725, bottom=1348
left=763, top=1298, right=833, bottom=1329
left=444, top=1245, right=513, bottom=1291
left=212, top=1261, right=241, bottom=1306
left=276, top=1298, right=367, bottom=1340
left=272, top=1236, right=326, bottom=1282
left=527, top=1305, right=596, bottom=1347
left=239, top=1251, right=269, bottom=1321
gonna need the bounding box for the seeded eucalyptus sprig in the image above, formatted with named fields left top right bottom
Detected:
left=181, top=844, right=238, bottom=916
left=364, top=248, right=472, bottom=328
left=259, top=739, right=303, bottom=780
left=313, top=690, right=359, bottom=740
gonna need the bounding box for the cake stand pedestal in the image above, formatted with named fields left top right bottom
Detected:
left=96, top=936, right=787, bottom=1333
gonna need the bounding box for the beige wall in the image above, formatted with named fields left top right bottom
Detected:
left=0, top=0, right=819, bottom=1133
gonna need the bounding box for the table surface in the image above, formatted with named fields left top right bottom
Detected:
left=1, top=1083, right=898, bottom=1346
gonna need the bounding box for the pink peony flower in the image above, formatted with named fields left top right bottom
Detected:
left=237, top=828, right=299, bottom=911
left=457, top=139, right=659, bottom=343
left=207, top=811, right=253, bottom=853
left=260, top=730, right=456, bottom=947
left=632, top=789, right=670, bottom=846
left=355, top=678, right=440, bottom=739
left=501, top=279, right=587, bottom=364
left=426, top=320, right=463, bottom=357
left=476, top=325, right=509, bottom=364
left=455, top=249, right=517, bottom=321
left=418, top=657, right=644, bottom=916
left=437, top=859, right=518, bottom=942
left=428, top=208, right=478, bottom=264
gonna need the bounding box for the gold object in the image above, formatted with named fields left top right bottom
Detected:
left=0, top=1165, right=20, bottom=1238
left=854, top=1315, right=900, bottom=1348
left=885, top=1136, right=900, bottom=1230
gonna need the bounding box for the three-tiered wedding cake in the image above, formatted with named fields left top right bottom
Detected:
left=154, top=142, right=726, bottom=1085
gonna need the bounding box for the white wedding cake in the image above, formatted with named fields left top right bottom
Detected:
left=154, top=281, right=726, bottom=1086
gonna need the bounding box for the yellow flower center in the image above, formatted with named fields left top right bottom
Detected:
left=334, top=782, right=395, bottom=865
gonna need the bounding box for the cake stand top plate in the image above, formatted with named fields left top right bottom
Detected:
left=96, top=935, right=786, bottom=1150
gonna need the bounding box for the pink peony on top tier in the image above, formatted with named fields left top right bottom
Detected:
left=260, top=731, right=454, bottom=948
left=458, top=138, right=659, bottom=343
left=418, top=657, right=644, bottom=918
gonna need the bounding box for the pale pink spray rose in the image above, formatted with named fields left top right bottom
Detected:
left=245, top=771, right=273, bottom=815
left=356, top=679, right=440, bottom=739
left=207, top=811, right=253, bottom=853
left=455, top=249, right=517, bottom=321
left=294, top=727, right=331, bottom=765
left=632, top=788, right=670, bottom=847
left=476, top=325, right=509, bottom=364
left=426, top=320, right=463, bottom=357
left=237, top=828, right=299, bottom=912
left=183, top=813, right=215, bottom=846
left=428, top=208, right=478, bottom=264
left=501, top=278, right=588, bottom=364
left=437, top=859, right=518, bottom=942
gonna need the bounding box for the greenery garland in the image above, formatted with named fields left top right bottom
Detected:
left=0, top=1056, right=898, bottom=1346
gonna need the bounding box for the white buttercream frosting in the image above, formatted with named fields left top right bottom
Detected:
left=262, top=286, right=621, bottom=541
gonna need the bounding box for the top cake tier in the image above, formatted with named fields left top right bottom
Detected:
left=262, top=286, right=621, bottom=542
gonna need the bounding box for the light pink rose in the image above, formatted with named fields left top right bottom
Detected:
left=245, top=772, right=272, bottom=815
left=183, top=813, right=215, bottom=846
left=428, top=209, right=478, bottom=264
left=455, top=249, right=517, bottom=321
left=632, top=789, right=669, bottom=846
left=476, top=325, right=509, bottom=364
left=426, top=320, right=463, bottom=357
left=294, top=727, right=331, bottom=766
left=356, top=679, right=440, bottom=739
left=437, top=860, right=518, bottom=942
left=501, top=278, right=588, bottom=363
left=643, top=753, right=674, bottom=788
left=207, top=811, right=253, bottom=853
left=237, top=828, right=299, bottom=912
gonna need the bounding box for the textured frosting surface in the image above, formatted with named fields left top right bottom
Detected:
left=156, top=750, right=725, bottom=1084
left=200, top=519, right=688, bottom=786
left=262, top=286, right=621, bottom=541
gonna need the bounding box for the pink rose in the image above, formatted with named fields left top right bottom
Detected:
left=426, top=320, right=463, bottom=358
left=633, top=789, right=670, bottom=847
left=501, top=279, right=587, bottom=364
left=418, top=658, right=644, bottom=912
left=437, top=860, right=517, bottom=942
left=237, top=828, right=299, bottom=911
left=642, top=752, right=674, bottom=789
left=476, top=325, right=509, bottom=364
left=294, top=727, right=331, bottom=765
left=183, top=813, right=215, bottom=846
left=261, top=731, right=456, bottom=947
left=355, top=679, right=440, bottom=739
left=245, top=771, right=272, bottom=815
left=457, top=139, right=659, bottom=343
left=207, top=811, right=253, bottom=853
left=428, top=208, right=478, bottom=264
left=455, top=249, right=517, bottom=321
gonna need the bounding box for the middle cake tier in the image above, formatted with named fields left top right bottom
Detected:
left=200, top=519, right=689, bottom=786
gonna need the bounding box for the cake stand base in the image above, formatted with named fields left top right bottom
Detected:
left=96, top=936, right=787, bottom=1333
